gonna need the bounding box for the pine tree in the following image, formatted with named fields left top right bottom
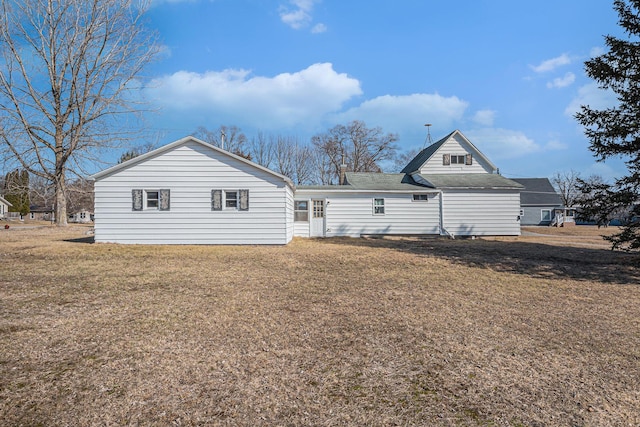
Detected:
left=575, top=0, right=640, bottom=251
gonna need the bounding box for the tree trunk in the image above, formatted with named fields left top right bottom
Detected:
left=55, top=171, right=67, bottom=227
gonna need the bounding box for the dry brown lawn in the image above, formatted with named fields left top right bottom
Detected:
left=1, top=224, right=639, bottom=426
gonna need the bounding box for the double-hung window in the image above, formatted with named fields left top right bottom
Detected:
left=294, top=201, right=309, bottom=222
left=132, top=189, right=170, bottom=211
left=225, top=191, right=238, bottom=209
left=373, top=198, right=385, bottom=215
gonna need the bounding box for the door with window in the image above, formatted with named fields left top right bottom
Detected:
left=310, top=199, right=325, bottom=237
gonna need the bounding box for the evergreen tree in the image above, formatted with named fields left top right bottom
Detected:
left=575, top=0, right=640, bottom=251
left=4, top=169, right=30, bottom=215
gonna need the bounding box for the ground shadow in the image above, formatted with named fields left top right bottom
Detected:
left=63, top=236, right=95, bottom=244
left=317, top=236, right=640, bottom=285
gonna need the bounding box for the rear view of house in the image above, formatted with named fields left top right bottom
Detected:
left=91, top=137, right=294, bottom=244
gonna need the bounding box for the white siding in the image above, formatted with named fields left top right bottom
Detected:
left=294, top=191, right=441, bottom=237
left=420, top=133, right=494, bottom=174
left=285, top=186, right=294, bottom=242
left=441, top=190, right=521, bottom=236
left=94, top=141, right=292, bottom=244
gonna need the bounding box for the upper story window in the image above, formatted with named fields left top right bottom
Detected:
left=443, top=153, right=472, bottom=166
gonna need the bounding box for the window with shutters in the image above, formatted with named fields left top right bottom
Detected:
left=212, top=189, right=249, bottom=211
left=444, top=153, right=473, bottom=166
left=132, top=189, right=170, bottom=211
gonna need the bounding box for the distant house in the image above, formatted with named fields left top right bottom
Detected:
left=511, top=178, right=563, bottom=226
left=91, top=130, right=524, bottom=244
left=29, top=205, right=55, bottom=221
left=0, top=195, right=12, bottom=219
left=68, top=209, right=93, bottom=223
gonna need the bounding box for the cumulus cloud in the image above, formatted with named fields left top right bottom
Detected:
left=146, top=63, right=362, bottom=129
left=564, top=82, right=618, bottom=117
left=334, top=93, right=468, bottom=135
left=530, top=53, right=572, bottom=73
left=472, top=110, right=496, bottom=126
left=546, top=72, right=575, bottom=89
left=466, top=128, right=541, bottom=160
left=280, top=0, right=325, bottom=31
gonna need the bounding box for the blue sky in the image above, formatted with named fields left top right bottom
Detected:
left=140, top=0, right=625, bottom=180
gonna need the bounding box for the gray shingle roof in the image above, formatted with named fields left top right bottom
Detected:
left=297, top=172, right=522, bottom=192
left=511, top=178, right=563, bottom=206
left=418, top=174, right=524, bottom=189
left=400, top=131, right=454, bottom=174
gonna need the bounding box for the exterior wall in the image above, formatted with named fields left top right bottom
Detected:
left=285, top=186, right=294, bottom=242
left=441, top=190, right=521, bottom=236
left=419, top=133, right=494, bottom=174
left=94, top=141, right=292, bottom=244
left=294, top=191, right=441, bottom=237
left=520, top=205, right=562, bottom=226
left=0, top=201, right=7, bottom=218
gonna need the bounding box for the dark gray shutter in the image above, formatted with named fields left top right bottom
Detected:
left=211, top=190, right=222, bottom=211
left=132, top=189, right=143, bottom=211
left=159, top=189, right=170, bottom=211
left=442, top=154, right=450, bottom=165
left=239, top=189, right=249, bottom=211
left=465, top=154, right=473, bottom=165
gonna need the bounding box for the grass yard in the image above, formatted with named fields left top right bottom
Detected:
left=1, top=225, right=639, bottom=426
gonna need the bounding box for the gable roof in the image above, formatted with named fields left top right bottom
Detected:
left=511, top=178, right=563, bottom=206
left=90, top=136, right=294, bottom=188
left=401, top=129, right=497, bottom=174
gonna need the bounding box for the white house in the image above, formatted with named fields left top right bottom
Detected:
left=91, top=136, right=295, bottom=244
left=91, top=130, right=523, bottom=244
left=0, top=195, right=12, bottom=219
left=293, top=130, right=523, bottom=238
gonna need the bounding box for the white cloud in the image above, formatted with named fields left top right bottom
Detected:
left=543, top=139, right=568, bottom=150
left=472, top=109, right=496, bottom=126
left=311, top=23, right=327, bottom=34
left=146, top=63, right=362, bottom=129
left=466, top=128, right=540, bottom=159
left=280, top=0, right=320, bottom=30
left=530, top=53, right=572, bottom=73
left=546, top=72, right=575, bottom=89
left=564, top=82, right=617, bottom=117
left=333, top=93, right=468, bottom=135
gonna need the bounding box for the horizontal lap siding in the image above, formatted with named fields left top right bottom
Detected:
left=294, top=192, right=441, bottom=237
left=442, top=190, right=521, bottom=236
left=94, top=142, right=290, bottom=244
left=419, top=134, right=493, bottom=174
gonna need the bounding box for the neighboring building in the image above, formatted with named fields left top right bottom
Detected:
left=0, top=195, right=12, bottom=219
left=91, top=131, right=524, bottom=244
left=29, top=205, right=55, bottom=221
left=91, top=136, right=295, bottom=244
left=68, top=209, right=93, bottom=223
left=511, top=178, right=564, bottom=226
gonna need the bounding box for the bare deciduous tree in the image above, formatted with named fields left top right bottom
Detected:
left=194, top=125, right=250, bottom=159
left=312, top=120, right=398, bottom=183
left=551, top=169, right=581, bottom=207
left=0, top=0, right=159, bottom=225
left=248, top=132, right=275, bottom=169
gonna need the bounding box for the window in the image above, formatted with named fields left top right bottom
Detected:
left=294, top=201, right=309, bottom=222
left=313, top=200, right=324, bottom=218
left=225, top=191, right=238, bottom=209
left=132, top=189, right=170, bottom=211
left=541, top=209, right=551, bottom=222
left=450, top=155, right=465, bottom=164
left=146, top=191, right=159, bottom=208
left=212, top=189, right=249, bottom=211
left=413, top=194, right=429, bottom=201
left=373, top=198, right=385, bottom=215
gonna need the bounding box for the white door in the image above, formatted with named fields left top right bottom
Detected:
left=310, top=199, right=325, bottom=237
